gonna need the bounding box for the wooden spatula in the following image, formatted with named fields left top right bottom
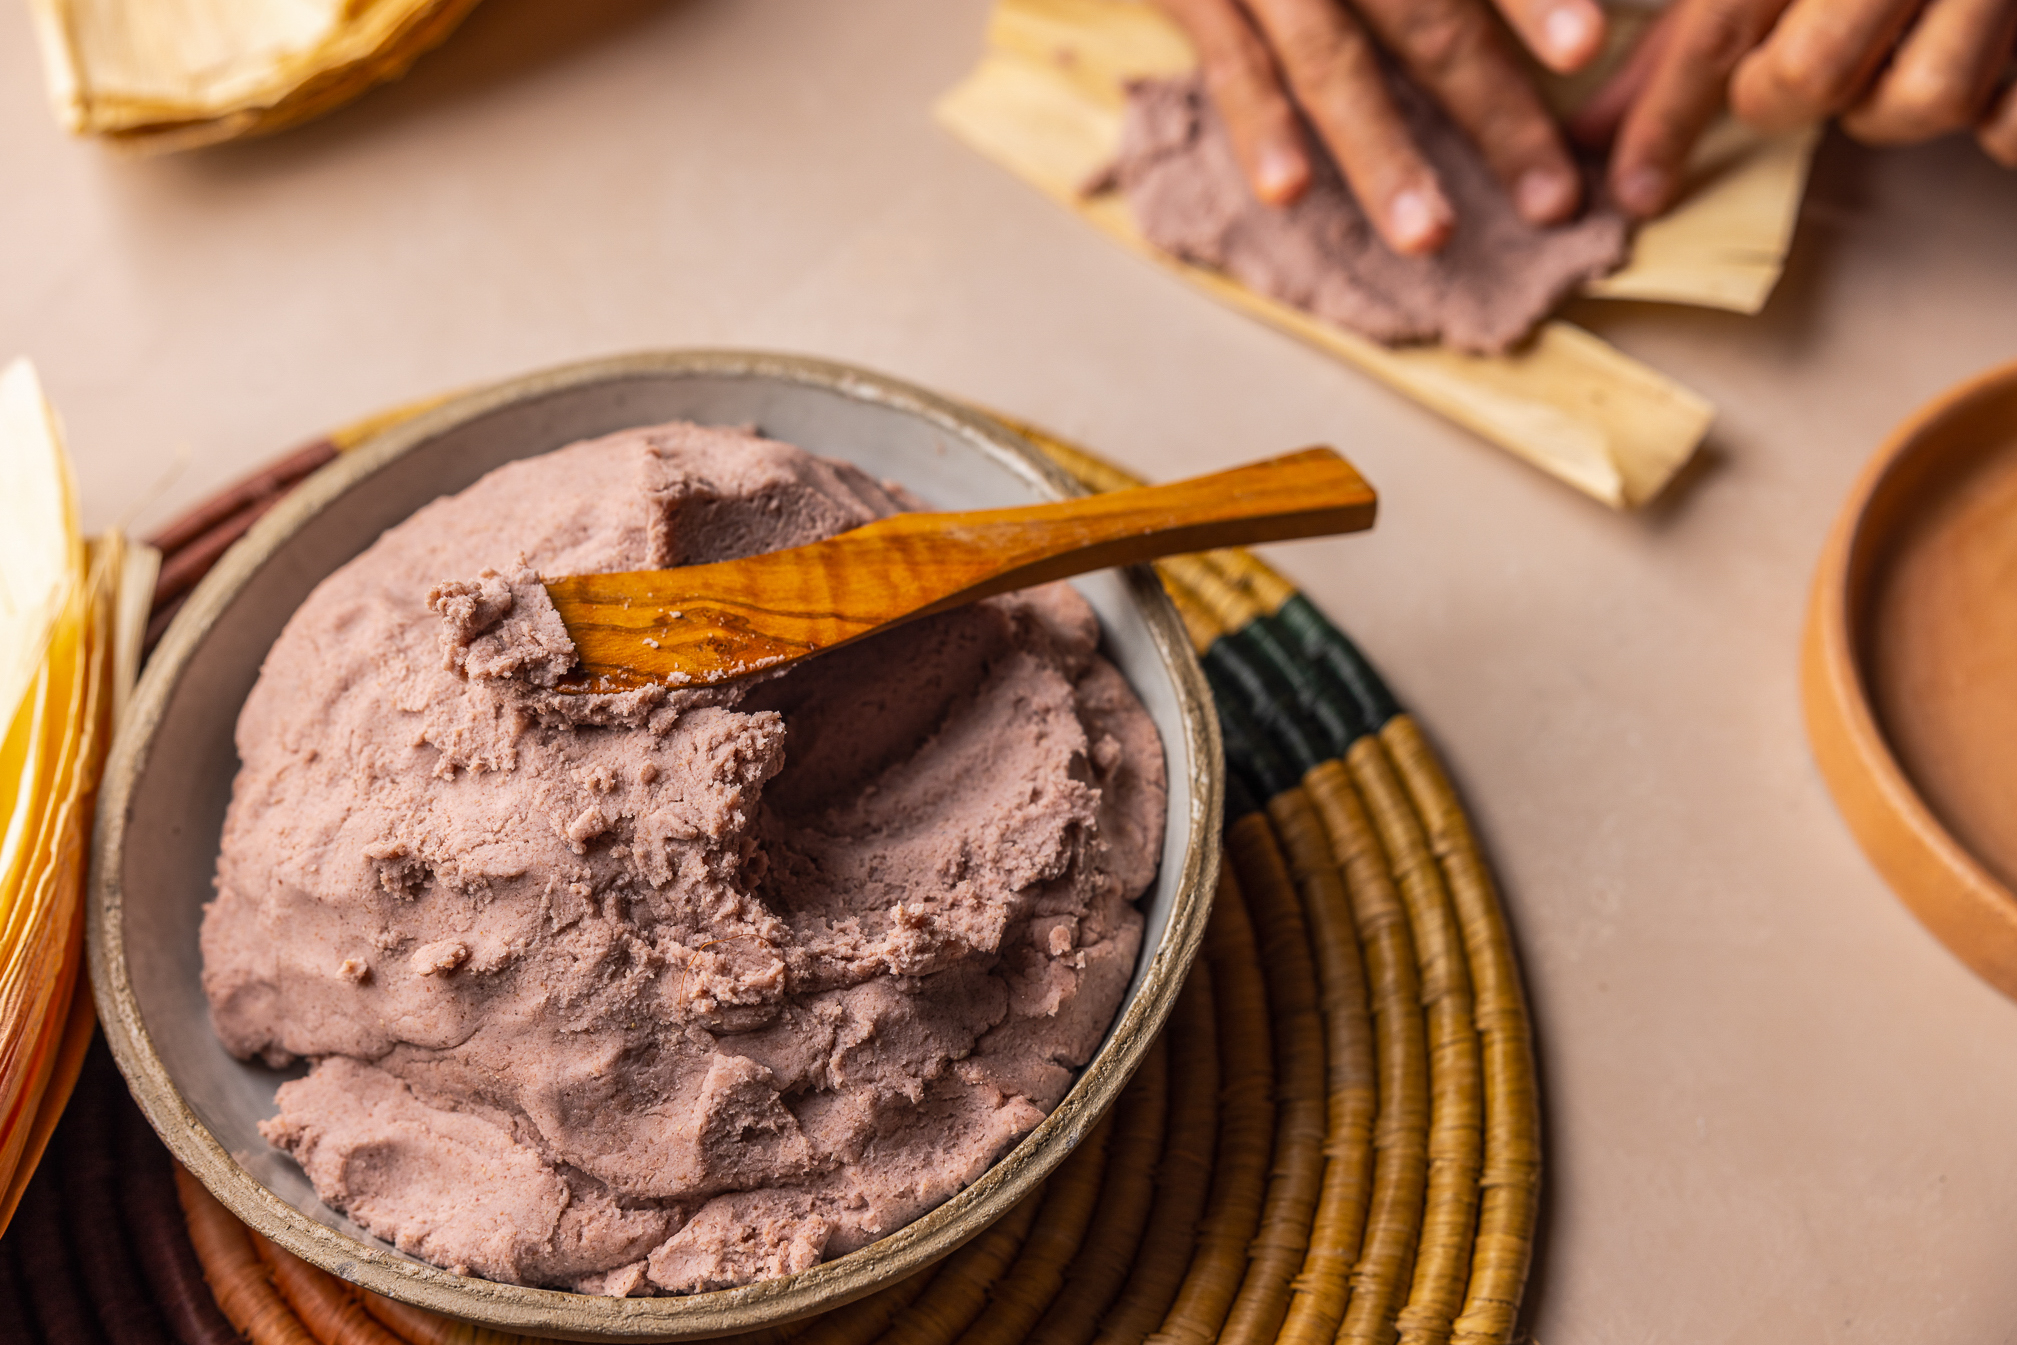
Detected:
left=546, top=446, right=1375, bottom=692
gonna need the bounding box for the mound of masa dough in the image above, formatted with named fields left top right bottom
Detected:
left=200, top=422, right=1167, bottom=1296
left=1115, top=73, right=1628, bottom=354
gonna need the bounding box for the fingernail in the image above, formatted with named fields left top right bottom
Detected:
left=1516, top=167, right=1577, bottom=223
left=1388, top=186, right=1451, bottom=253
left=1543, top=5, right=1596, bottom=66
left=1255, top=143, right=1306, bottom=205
left=1615, top=165, right=1668, bottom=216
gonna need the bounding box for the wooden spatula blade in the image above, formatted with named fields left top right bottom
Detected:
left=546, top=573, right=884, bottom=692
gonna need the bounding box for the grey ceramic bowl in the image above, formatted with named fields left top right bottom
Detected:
left=90, top=352, right=1222, bottom=1341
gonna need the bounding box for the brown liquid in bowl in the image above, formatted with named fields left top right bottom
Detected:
left=1868, top=433, right=2017, bottom=892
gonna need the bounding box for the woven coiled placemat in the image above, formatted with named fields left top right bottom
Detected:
left=0, top=413, right=1540, bottom=1345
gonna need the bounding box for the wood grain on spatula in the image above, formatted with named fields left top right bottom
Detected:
left=546, top=446, right=1375, bottom=691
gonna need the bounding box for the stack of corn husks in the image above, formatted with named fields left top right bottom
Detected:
left=0, top=360, right=154, bottom=1233
left=26, top=0, right=485, bottom=151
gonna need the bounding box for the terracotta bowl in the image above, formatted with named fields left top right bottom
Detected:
left=1803, top=357, right=2017, bottom=999
left=89, top=352, right=1222, bottom=1341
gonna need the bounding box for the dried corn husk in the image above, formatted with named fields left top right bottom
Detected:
left=934, top=0, right=1826, bottom=507
left=27, top=0, right=485, bottom=152
left=0, top=361, right=153, bottom=1229
left=1531, top=5, right=1819, bottom=316
left=0, top=359, right=149, bottom=1233
left=0, top=361, right=75, bottom=731
left=1584, top=117, right=1821, bottom=312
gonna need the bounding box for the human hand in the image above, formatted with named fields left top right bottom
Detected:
left=1151, top=0, right=1610, bottom=255
left=1575, top=0, right=2017, bottom=220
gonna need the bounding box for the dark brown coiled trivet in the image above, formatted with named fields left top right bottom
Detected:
left=0, top=1041, right=240, bottom=1345
left=0, top=1048, right=242, bottom=1345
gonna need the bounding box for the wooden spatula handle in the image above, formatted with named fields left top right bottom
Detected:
left=907, top=447, right=1373, bottom=608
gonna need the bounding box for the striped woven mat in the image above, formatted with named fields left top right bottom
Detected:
left=0, top=411, right=1541, bottom=1345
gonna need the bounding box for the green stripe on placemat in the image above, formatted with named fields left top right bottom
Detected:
left=1141, top=540, right=1537, bottom=1345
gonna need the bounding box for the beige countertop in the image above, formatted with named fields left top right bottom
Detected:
left=7, top=1, right=2017, bottom=1338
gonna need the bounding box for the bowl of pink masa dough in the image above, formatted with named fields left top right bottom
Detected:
left=88, top=352, right=1221, bottom=1341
